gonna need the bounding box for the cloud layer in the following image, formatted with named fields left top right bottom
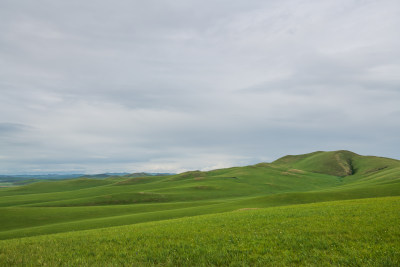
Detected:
left=1, top=0, right=399, bottom=174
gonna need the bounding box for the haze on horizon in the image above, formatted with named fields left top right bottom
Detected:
left=1, top=0, right=399, bottom=175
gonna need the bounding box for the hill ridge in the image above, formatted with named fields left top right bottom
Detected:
left=271, top=150, right=399, bottom=177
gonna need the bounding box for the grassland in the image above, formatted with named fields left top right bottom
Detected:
left=0, top=183, right=13, bottom=188
left=0, top=197, right=399, bottom=266
left=0, top=150, right=399, bottom=265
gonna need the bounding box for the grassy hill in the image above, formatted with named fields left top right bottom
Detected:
left=0, top=197, right=398, bottom=266
left=0, top=150, right=399, bottom=265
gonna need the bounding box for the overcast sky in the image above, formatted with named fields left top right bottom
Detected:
left=1, top=0, right=399, bottom=174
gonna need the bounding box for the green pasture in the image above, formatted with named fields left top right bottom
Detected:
left=0, top=150, right=399, bottom=265
left=0, top=196, right=398, bottom=266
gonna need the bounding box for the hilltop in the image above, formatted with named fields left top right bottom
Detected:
left=273, top=150, right=399, bottom=176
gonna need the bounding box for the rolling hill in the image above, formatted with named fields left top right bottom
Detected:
left=0, top=150, right=399, bottom=265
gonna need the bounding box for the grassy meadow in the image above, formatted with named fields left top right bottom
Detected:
left=0, top=150, right=399, bottom=266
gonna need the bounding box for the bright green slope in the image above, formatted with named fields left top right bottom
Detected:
left=0, top=196, right=398, bottom=266
left=0, top=150, right=399, bottom=241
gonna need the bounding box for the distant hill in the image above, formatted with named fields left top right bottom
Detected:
left=0, top=172, right=173, bottom=186
left=272, top=150, right=400, bottom=177
left=0, top=174, right=85, bottom=183
left=123, top=172, right=173, bottom=178
left=79, top=173, right=129, bottom=179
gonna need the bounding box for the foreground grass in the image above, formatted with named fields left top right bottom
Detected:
left=0, top=196, right=399, bottom=266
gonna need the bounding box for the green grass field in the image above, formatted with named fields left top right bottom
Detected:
left=0, top=183, right=13, bottom=188
left=0, top=150, right=399, bottom=266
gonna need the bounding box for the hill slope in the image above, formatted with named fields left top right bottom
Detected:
left=0, top=196, right=398, bottom=266
left=0, top=150, right=399, bottom=241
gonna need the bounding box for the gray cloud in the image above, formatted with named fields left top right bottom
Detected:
left=0, top=0, right=399, bottom=174
left=0, top=122, right=31, bottom=133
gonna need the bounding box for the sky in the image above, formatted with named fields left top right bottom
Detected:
left=1, top=0, right=400, bottom=174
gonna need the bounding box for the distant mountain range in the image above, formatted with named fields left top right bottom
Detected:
left=0, top=172, right=174, bottom=184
